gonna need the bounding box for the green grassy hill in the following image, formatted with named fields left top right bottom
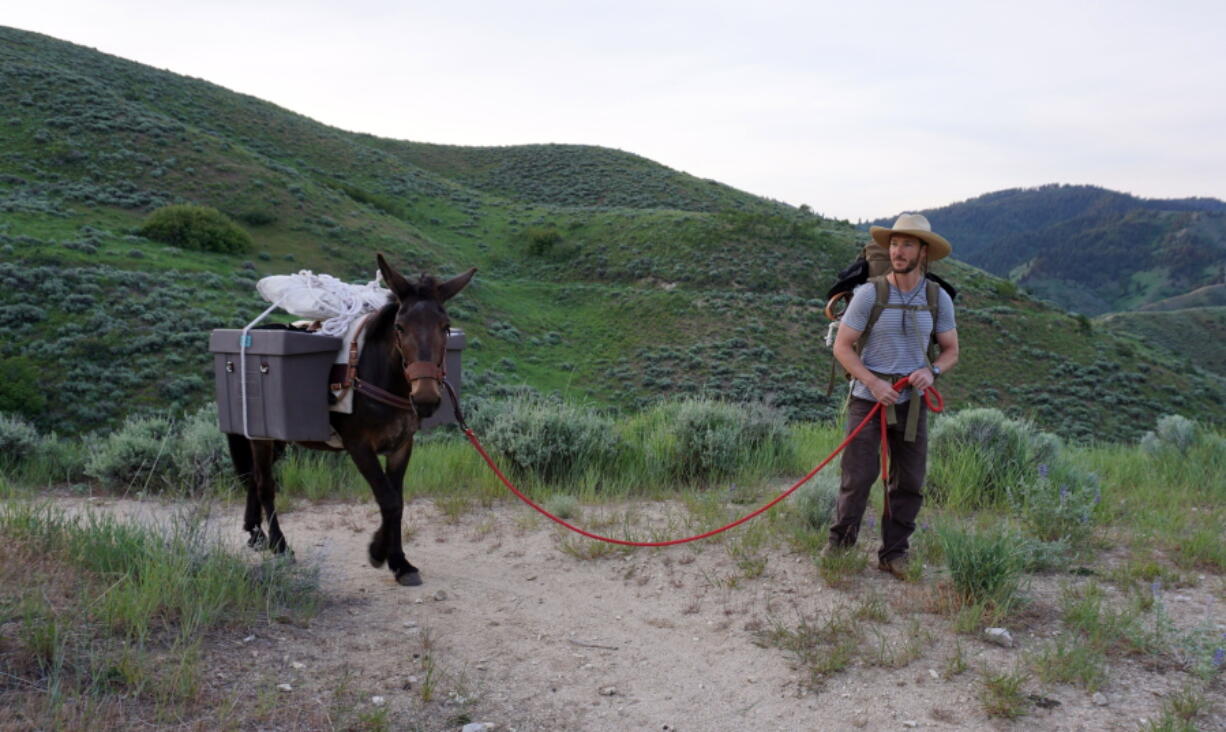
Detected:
left=374, top=141, right=789, bottom=213
left=871, top=184, right=1226, bottom=315
left=1097, top=307, right=1226, bottom=378
left=2, top=26, right=1223, bottom=443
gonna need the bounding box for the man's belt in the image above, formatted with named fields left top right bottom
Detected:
left=870, top=371, right=923, bottom=443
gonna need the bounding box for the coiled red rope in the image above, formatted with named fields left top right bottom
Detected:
left=455, top=378, right=941, bottom=547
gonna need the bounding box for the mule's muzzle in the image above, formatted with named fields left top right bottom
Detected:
left=405, top=360, right=444, bottom=417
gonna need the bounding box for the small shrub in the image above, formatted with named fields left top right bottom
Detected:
left=138, top=204, right=252, bottom=254
left=471, top=397, right=617, bottom=484
left=542, top=494, right=580, bottom=520
left=1140, top=414, right=1199, bottom=455
left=85, top=414, right=177, bottom=489
left=524, top=227, right=562, bottom=256
left=171, top=404, right=229, bottom=493
left=0, top=356, right=46, bottom=418
left=1008, top=461, right=1101, bottom=544
left=794, top=471, right=838, bottom=533
left=234, top=209, right=277, bottom=226
left=623, top=399, right=791, bottom=485
left=929, top=408, right=1062, bottom=507
left=0, top=412, right=40, bottom=469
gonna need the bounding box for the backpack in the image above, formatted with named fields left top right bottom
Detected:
left=824, top=241, right=958, bottom=392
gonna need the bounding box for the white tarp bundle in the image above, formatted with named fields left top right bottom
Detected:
left=256, top=270, right=391, bottom=338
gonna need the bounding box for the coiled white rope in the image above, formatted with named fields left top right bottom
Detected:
left=256, top=270, right=391, bottom=338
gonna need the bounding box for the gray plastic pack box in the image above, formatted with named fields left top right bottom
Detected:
left=210, top=329, right=342, bottom=441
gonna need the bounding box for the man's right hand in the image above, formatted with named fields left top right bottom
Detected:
left=868, top=377, right=900, bottom=405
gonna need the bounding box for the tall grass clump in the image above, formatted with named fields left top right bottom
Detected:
left=469, top=396, right=618, bottom=484
left=937, top=522, right=1027, bottom=610
left=1080, top=415, right=1224, bottom=569
left=0, top=502, right=320, bottom=716
left=620, top=399, right=792, bottom=487
left=928, top=408, right=1062, bottom=509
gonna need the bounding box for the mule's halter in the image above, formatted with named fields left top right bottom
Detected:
left=394, top=324, right=447, bottom=387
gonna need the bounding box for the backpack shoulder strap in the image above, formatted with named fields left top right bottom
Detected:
left=925, top=279, right=941, bottom=317
left=855, top=276, right=890, bottom=351
left=924, top=279, right=942, bottom=368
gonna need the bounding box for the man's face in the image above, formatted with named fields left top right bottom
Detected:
left=889, top=235, right=926, bottom=275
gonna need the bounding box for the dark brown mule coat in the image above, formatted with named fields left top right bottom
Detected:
left=227, top=254, right=475, bottom=586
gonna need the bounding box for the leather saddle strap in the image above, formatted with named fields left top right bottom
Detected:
left=330, top=314, right=374, bottom=393
left=353, top=377, right=416, bottom=411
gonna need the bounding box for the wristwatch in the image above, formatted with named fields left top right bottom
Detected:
left=931, top=365, right=942, bottom=378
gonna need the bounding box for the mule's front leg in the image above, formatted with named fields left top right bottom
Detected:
left=348, top=440, right=420, bottom=586
left=383, top=439, right=420, bottom=586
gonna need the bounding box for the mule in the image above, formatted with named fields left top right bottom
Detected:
left=227, top=254, right=476, bottom=586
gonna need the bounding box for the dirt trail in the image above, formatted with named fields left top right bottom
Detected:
left=63, top=495, right=1224, bottom=731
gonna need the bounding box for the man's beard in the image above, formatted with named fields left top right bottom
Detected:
left=892, top=259, right=919, bottom=274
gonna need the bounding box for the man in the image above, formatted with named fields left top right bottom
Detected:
left=828, top=213, right=959, bottom=579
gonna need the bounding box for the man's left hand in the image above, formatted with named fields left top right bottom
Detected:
left=907, top=367, right=935, bottom=392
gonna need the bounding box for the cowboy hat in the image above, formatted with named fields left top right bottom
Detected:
left=870, top=213, right=952, bottom=261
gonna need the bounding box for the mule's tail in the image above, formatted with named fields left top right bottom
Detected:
left=227, top=433, right=255, bottom=479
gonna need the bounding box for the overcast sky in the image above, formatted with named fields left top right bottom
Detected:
left=9, top=1, right=1225, bottom=221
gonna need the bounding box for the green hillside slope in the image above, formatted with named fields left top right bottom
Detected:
left=2, top=26, right=1223, bottom=443
left=373, top=141, right=786, bottom=213
left=1139, top=284, right=1226, bottom=311
left=1098, top=307, right=1226, bottom=378
left=872, top=185, right=1226, bottom=315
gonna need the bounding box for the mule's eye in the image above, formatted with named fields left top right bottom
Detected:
left=394, top=323, right=405, bottom=334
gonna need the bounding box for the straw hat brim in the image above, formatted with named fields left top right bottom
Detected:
left=870, top=226, right=952, bottom=262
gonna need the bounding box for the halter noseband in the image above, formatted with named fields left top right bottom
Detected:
left=404, top=358, right=445, bottom=383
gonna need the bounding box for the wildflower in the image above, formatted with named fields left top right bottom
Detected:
left=1038, top=463, right=1049, bottom=479
left=1151, top=579, right=1162, bottom=596
left=1059, top=485, right=1070, bottom=501
left=866, top=517, right=877, bottom=529
left=921, top=521, right=931, bottom=532
left=1213, top=647, right=1225, bottom=669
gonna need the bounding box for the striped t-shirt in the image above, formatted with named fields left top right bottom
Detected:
left=841, top=279, right=956, bottom=402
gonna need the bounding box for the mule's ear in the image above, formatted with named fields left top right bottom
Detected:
left=377, top=253, right=413, bottom=301
left=438, top=267, right=477, bottom=302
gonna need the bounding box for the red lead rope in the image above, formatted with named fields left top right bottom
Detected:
left=457, top=378, right=942, bottom=547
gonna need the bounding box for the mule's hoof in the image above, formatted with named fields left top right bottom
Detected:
left=396, top=570, right=423, bottom=587
left=247, top=530, right=268, bottom=550
left=369, top=551, right=386, bottom=569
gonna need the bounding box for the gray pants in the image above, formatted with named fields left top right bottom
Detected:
left=828, top=397, right=928, bottom=563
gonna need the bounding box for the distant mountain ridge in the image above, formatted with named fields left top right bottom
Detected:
left=870, top=184, right=1226, bottom=315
